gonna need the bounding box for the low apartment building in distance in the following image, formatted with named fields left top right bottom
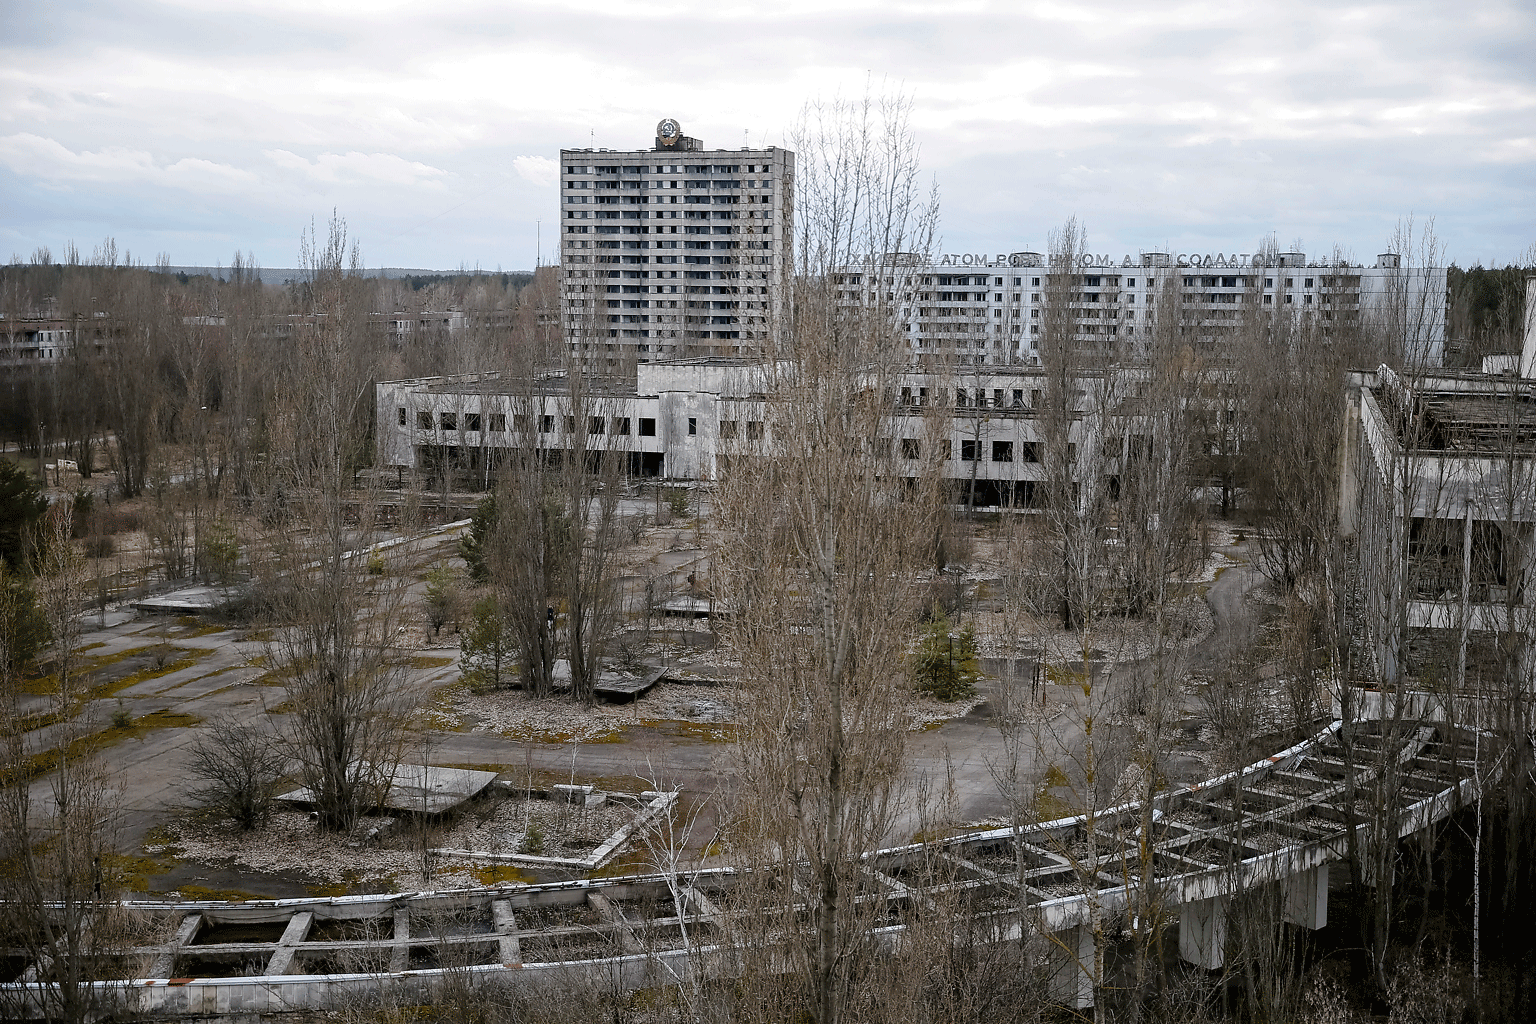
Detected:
left=559, top=120, right=794, bottom=368
left=840, top=250, right=1447, bottom=368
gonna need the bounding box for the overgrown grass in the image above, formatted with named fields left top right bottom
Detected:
left=0, top=709, right=203, bottom=787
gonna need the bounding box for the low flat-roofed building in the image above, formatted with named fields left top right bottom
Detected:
left=376, top=358, right=1191, bottom=515
left=1340, top=281, right=1536, bottom=696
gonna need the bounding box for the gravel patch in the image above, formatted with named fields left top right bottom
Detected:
left=446, top=677, right=988, bottom=739
left=150, top=793, right=652, bottom=894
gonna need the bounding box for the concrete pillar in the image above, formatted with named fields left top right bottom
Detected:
left=1179, top=896, right=1227, bottom=970
left=1284, top=864, right=1329, bottom=930
left=1519, top=276, right=1536, bottom=379
left=1049, top=924, right=1095, bottom=1010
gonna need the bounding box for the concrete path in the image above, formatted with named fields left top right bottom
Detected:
left=17, top=526, right=1268, bottom=899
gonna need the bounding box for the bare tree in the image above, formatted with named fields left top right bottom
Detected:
left=715, top=87, right=942, bottom=1024
left=262, top=214, right=417, bottom=833
left=185, top=714, right=289, bottom=830
left=1036, top=216, right=1120, bottom=630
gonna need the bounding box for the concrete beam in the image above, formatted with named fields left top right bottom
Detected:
left=146, top=912, right=201, bottom=979
left=492, top=899, right=521, bottom=966
left=589, top=892, right=641, bottom=954
left=263, top=911, right=314, bottom=977
left=389, top=907, right=410, bottom=973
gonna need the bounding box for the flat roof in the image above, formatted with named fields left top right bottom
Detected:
left=1378, top=383, right=1536, bottom=454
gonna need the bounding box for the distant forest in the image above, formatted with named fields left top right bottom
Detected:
left=1447, top=262, right=1535, bottom=367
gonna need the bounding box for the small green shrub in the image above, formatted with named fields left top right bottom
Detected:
left=111, top=705, right=133, bottom=729
left=520, top=820, right=545, bottom=855
left=198, top=520, right=240, bottom=581
left=912, top=607, right=981, bottom=702
left=665, top=487, right=691, bottom=519
left=367, top=553, right=386, bottom=576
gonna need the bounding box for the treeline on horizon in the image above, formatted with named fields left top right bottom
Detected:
left=3, top=245, right=542, bottom=315
left=0, top=238, right=562, bottom=486
left=6, top=245, right=1533, bottom=365
left=1447, top=263, right=1535, bottom=365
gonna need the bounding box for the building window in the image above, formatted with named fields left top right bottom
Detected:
left=541, top=415, right=555, bottom=433
left=489, top=413, right=506, bottom=431
left=991, top=440, right=1013, bottom=462
left=688, top=417, right=697, bottom=435
left=1012, top=389, right=1024, bottom=407
left=613, top=417, right=630, bottom=435
left=440, top=412, right=457, bottom=431
left=417, top=411, right=432, bottom=430
left=397, top=407, right=406, bottom=426
left=464, top=413, right=481, bottom=432
left=746, top=420, right=764, bottom=440
left=639, top=417, right=657, bottom=436
left=1020, top=441, right=1039, bottom=463
left=901, top=438, right=920, bottom=459
left=960, top=439, right=978, bottom=461
left=720, top=419, right=738, bottom=439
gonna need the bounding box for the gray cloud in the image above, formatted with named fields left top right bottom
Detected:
left=1, top=0, right=1532, bottom=269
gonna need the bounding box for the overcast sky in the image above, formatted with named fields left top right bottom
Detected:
left=3, top=0, right=1533, bottom=272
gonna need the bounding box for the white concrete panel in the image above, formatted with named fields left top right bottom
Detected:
left=1283, top=864, right=1328, bottom=930
left=1179, top=896, right=1227, bottom=970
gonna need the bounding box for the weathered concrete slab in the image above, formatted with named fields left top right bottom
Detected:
left=594, top=668, right=665, bottom=703
left=132, top=585, right=245, bottom=614
left=279, top=763, right=499, bottom=816
left=659, top=596, right=715, bottom=618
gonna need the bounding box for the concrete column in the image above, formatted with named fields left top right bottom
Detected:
left=1283, top=864, right=1329, bottom=930
left=1179, top=896, right=1227, bottom=970
left=1049, top=924, right=1095, bottom=1010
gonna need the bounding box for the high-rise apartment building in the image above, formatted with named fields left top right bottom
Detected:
left=841, top=250, right=1447, bottom=368
left=559, top=120, right=794, bottom=366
